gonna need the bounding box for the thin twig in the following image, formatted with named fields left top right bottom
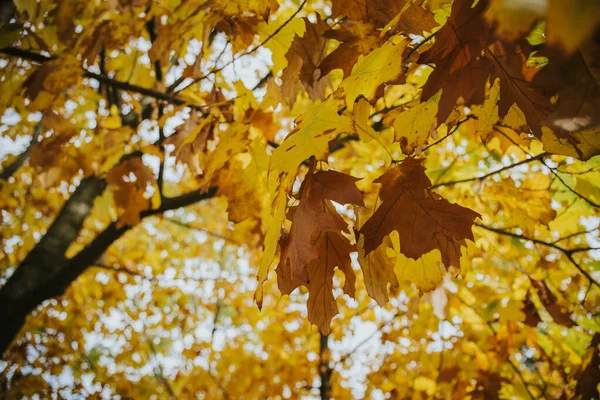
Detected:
left=172, top=0, right=308, bottom=93
left=164, top=218, right=243, bottom=245
left=430, top=153, right=547, bottom=189
left=493, top=126, right=600, bottom=208
left=421, top=115, right=475, bottom=153
left=475, top=223, right=600, bottom=288
left=552, top=228, right=599, bottom=244
left=336, top=311, right=399, bottom=365
left=0, top=121, right=42, bottom=180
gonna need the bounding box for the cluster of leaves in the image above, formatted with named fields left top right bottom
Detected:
left=1, top=0, right=600, bottom=398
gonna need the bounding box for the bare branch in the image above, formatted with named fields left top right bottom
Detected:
left=430, top=153, right=548, bottom=189
left=493, top=126, right=600, bottom=208
left=475, top=223, right=600, bottom=289
left=165, top=218, right=243, bottom=245
left=318, top=333, right=332, bottom=400
left=0, top=121, right=42, bottom=181
left=421, top=115, right=475, bottom=153
left=171, top=0, right=308, bottom=93
left=0, top=47, right=213, bottom=113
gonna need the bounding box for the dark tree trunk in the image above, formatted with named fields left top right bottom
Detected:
left=0, top=176, right=106, bottom=355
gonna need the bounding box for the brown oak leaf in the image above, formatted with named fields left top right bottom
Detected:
left=277, top=228, right=356, bottom=334
left=360, top=157, right=480, bottom=268
left=318, top=20, right=380, bottom=78
left=419, top=0, right=551, bottom=135
left=280, top=16, right=330, bottom=105
left=279, top=165, right=364, bottom=283
left=276, top=163, right=363, bottom=333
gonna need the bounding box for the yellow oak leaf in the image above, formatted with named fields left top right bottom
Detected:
left=357, top=235, right=399, bottom=306
left=340, top=35, right=408, bottom=110
left=270, top=96, right=353, bottom=177
left=389, top=231, right=445, bottom=294
left=382, top=91, right=440, bottom=155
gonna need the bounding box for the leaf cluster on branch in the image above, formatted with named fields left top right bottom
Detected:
left=1, top=0, right=600, bottom=398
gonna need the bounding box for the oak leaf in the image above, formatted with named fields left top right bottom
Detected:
left=340, top=35, right=408, bottom=110
left=357, top=235, right=399, bottom=306
left=280, top=16, right=330, bottom=105
left=318, top=20, right=379, bottom=78
left=280, top=166, right=363, bottom=283
left=276, top=164, right=363, bottom=332
left=107, top=158, right=158, bottom=228
left=277, top=229, right=357, bottom=334
left=360, top=157, right=480, bottom=268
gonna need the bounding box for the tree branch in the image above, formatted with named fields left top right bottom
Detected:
left=171, top=0, right=308, bottom=93
left=0, top=121, right=41, bottom=181
left=421, top=115, right=475, bottom=153
left=475, top=223, right=600, bottom=288
left=0, top=47, right=211, bottom=113
left=318, top=333, right=332, bottom=400
left=493, top=126, right=600, bottom=208
left=0, top=186, right=218, bottom=356
left=165, top=218, right=243, bottom=245
left=430, top=153, right=548, bottom=189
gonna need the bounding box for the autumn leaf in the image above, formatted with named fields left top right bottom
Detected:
left=318, top=20, right=380, bottom=78
left=275, top=162, right=363, bottom=332
left=165, top=110, right=215, bottom=176
left=419, top=0, right=552, bottom=135
left=106, top=158, right=158, bottom=227
left=280, top=15, right=331, bottom=104
left=278, top=229, right=357, bottom=334
left=340, top=35, right=408, bottom=110
left=279, top=164, right=363, bottom=283
left=269, top=96, right=353, bottom=177
left=418, top=0, right=490, bottom=124
left=360, top=157, right=480, bottom=267
left=357, top=235, right=399, bottom=306
left=382, top=91, right=440, bottom=155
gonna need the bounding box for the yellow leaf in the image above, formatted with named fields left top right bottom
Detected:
left=270, top=96, right=352, bottom=177
left=340, top=35, right=408, bottom=110
left=383, top=91, right=440, bottom=155
left=389, top=231, right=445, bottom=293
left=255, top=181, right=287, bottom=309
left=357, top=235, right=398, bottom=306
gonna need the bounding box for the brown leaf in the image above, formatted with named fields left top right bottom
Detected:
left=279, top=164, right=364, bottom=283
left=318, top=20, right=380, bottom=78
left=107, top=158, right=157, bottom=227
left=276, top=164, right=361, bottom=333
left=522, top=295, right=542, bottom=327
left=530, top=278, right=576, bottom=327
left=419, top=0, right=490, bottom=124
left=331, top=0, right=436, bottom=33
left=574, top=333, right=600, bottom=400
left=419, top=0, right=551, bottom=135
left=360, top=158, right=480, bottom=268
left=278, top=230, right=356, bottom=334
left=280, top=16, right=330, bottom=105
left=485, top=42, right=552, bottom=136
left=165, top=111, right=214, bottom=176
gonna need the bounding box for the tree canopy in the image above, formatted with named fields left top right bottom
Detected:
left=1, top=0, right=600, bottom=398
